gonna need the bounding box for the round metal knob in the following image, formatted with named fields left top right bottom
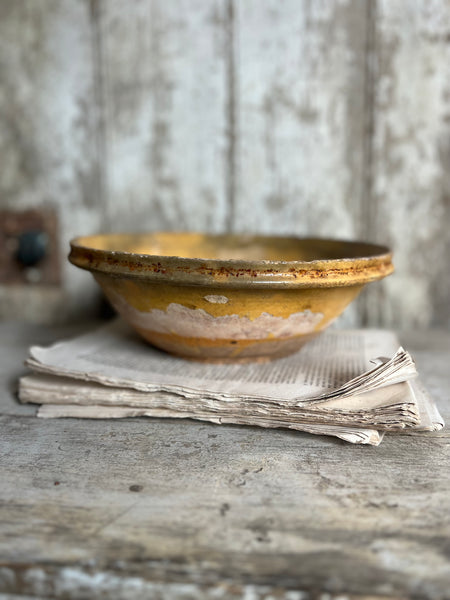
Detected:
left=16, top=230, right=48, bottom=267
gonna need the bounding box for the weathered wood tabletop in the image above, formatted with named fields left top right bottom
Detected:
left=1, top=321, right=449, bottom=600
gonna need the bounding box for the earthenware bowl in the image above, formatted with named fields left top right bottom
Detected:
left=69, top=232, right=393, bottom=362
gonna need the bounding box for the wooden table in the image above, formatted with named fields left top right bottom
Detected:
left=1, top=321, right=449, bottom=599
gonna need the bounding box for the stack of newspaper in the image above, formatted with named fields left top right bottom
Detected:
left=19, top=320, right=444, bottom=446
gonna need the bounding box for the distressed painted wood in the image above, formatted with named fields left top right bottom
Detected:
left=232, top=0, right=368, bottom=239
left=0, top=1, right=449, bottom=330
left=367, top=0, right=450, bottom=329
left=97, top=0, right=230, bottom=233
left=0, top=322, right=449, bottom=598
left=0, top=0, right=103, bottom=319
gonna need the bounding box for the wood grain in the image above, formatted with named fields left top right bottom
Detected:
left=1, top=413, right=450, bottom=598
left=366, top=0, right=450, bottom=329
left=97, top=0, right=230, bottom=233
left=0, top=323, right=449, bottom=598
left=232, top=0, right=368, bottom=239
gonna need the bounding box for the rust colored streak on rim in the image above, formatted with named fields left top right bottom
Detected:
left=68, top=234, right=394, bottom=289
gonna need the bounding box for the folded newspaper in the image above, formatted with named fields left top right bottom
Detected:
left=19, top=320, right=444, bottom=446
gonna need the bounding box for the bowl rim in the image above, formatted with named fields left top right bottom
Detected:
left=69, top=232, right=394, bottom=288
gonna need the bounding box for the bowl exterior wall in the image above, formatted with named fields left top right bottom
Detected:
left=94, top=273, right=363, bottom=361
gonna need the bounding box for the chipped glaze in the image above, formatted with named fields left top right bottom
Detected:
left=107, top=293, right=323, bottom=341
left=204, top=295, right=229, bottom=304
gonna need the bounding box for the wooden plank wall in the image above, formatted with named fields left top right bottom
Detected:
left=0, top=0, right=449, bottom=328
left=368, top=1, right=450, bottom=329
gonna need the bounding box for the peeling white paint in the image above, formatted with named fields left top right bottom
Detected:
left=370, top=0, right=450, bottom=328
left=1, top=565, right=313, bottom=599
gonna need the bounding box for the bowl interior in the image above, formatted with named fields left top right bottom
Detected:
left=73, top=232, right=389, bottom=263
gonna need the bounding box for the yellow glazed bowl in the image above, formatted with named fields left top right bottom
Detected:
left=69, top=232, right=393, bottom=362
